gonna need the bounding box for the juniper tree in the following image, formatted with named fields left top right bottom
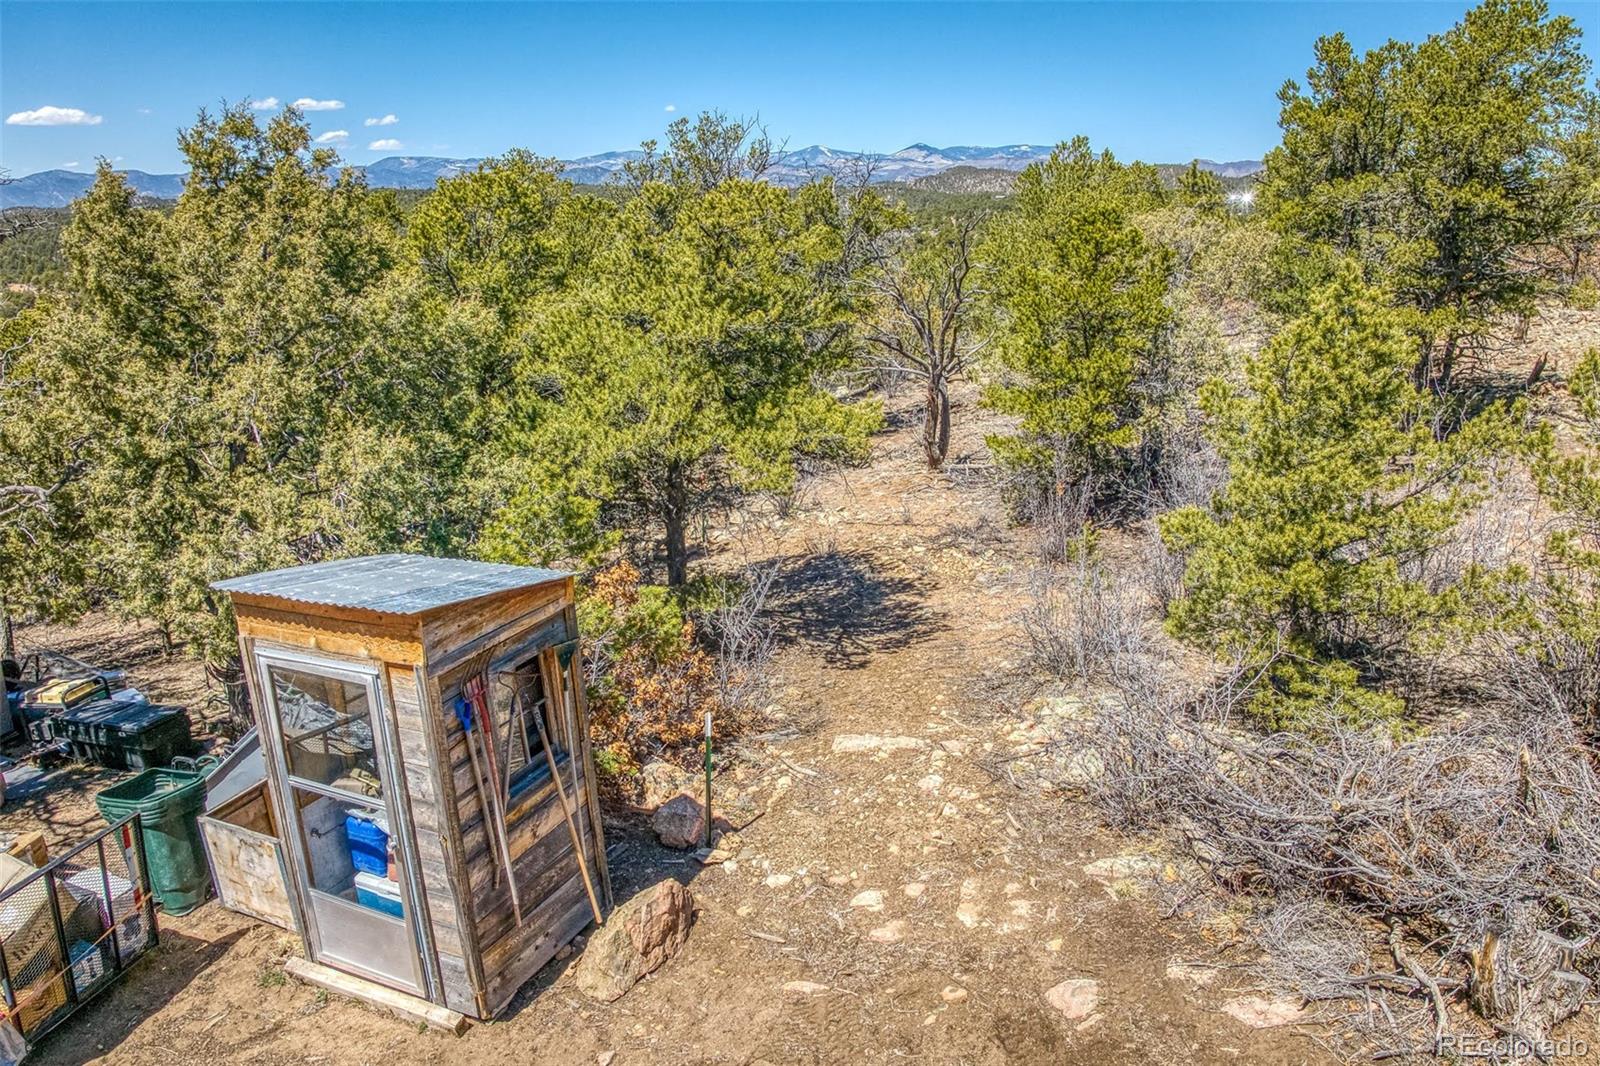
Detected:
left=481, top=114, right=881, bottom=586
left=53, top=106, right=460, bottom=667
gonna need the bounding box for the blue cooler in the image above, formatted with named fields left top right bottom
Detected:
left=344, top=811, right=389, bottom=875
left=353, top=870, right=404, bottom=918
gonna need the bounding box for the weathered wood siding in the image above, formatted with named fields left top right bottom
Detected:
left=387, top=663, right=475, bottom=1015
left=224, top=575, right=606, bottom=1020
left=429, top=593, right=609, bottom=1017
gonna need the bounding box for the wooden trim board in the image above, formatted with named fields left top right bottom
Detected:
left=284, top=956, right=469, bottom=1035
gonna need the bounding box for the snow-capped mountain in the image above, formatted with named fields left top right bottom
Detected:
left=0, top=145, right=1263, bottom=208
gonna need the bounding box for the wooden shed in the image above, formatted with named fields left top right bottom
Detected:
left=210, top=554, right=612, bottom=1021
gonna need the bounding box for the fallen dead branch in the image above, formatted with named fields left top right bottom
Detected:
left=1050, top=662, right=1600, bottom=1058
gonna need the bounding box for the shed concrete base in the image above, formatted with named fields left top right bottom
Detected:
left=283, top=956, right=469, bottom=1035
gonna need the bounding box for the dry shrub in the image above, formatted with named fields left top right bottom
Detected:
left=1054, top=658, right=1600, bottom=1057
left=1021, top=555, right=1150, bottom=683
left=579, top=561, right=772, bottom=797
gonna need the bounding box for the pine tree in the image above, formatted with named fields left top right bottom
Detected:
left=480, top=114, right=881, bottom=586
left=1161, top=264, right=1513, bottom=726
left=1260, top=0, right=1600, bottom=392
left=982, top=137, right=1172, bottom=500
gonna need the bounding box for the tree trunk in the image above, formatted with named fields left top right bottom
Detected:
left=663, top=480, right=690, bottom=587
left=924, top=380, right=951, bottom=470
left=0, top=598, right=13, bottom=662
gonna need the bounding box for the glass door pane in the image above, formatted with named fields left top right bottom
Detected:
left=260, top=656, right=421, bottom=996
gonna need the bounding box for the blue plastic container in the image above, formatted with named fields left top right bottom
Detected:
left=344, top=812, right=389, bottom=875
left=353, top=871, right=403, bottom=918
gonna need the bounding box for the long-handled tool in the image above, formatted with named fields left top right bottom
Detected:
left=451, top=694, right=500, bottom=889
left=528, top=682, right=604, bottom=927
left=457, top=679, right=523, bottom=923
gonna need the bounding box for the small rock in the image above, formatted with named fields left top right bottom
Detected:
left=940, top=985, right=968, bottom=1004
left=764, top=873, right=794, bottom=888
left=915, top=774, right=943, bottom=792
left=903, top=882, right=926, bottom=898
left=849, top=889, right=885, bottom=912
left=716, top=787, right=764, bottom=830
left=598, top=1053, right=616, bottom=1066
left=1082, top=854, right=1160, bottom=885
left=955, top=902, right=982, bottom=928
left=1222, top=994, right=1308, bottom=1028
left=868, top=920, right=907, bottom=943
left=652, top=793, right=708, bottom=849
left=831, top=734, right=930, bottom=755
left=574, top=882, right=695, bottom=1002
left=783, top=980, right=831, bottom=995
left=1044, top=978, right=1099, bottom=1021
left=1046, top=937, right=1064, bottom=953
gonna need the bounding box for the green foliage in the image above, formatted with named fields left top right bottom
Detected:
left=982, top=137, right=1173, bottom=491
left=0, top=209, right=69, bottom=288
left=481, top=113, right=881, bottom=584
left=35, top=106, right=468, bottom=662
left=1176, top=162, right=1228, bottom=217
left=0, top=303, right=92, bottom=623
left=1160, top=265, right=1514, bottom=726
left=1259, top=0, right=1600, bottom=388
left=1568, top=275, right=1599, bottom=311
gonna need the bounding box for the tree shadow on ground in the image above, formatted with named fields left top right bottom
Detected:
left=765, top=549, right=946, bottom=669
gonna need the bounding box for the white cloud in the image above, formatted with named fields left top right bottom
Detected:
left=664, top=103, right=676, bottom=113
left=249, top=96, right=280, bottom=110
left=315, top=130, right=349, bottom=144
left=62, top=161, right=80, bottom=169
left=292, top=97, right=344, bottom=112
left=368, top=138, right=402, bottom=151
left=137, top=107, right=153, bottom=115
left=363, top=113, right=398, bottom=127
left=6, top=105, right=103, bottom=127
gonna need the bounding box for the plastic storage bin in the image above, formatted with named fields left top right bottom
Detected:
left=50, top=699, right=194, bottom=770
left=344, top=811, right=389, bottom=875
left=352, top=870, right=403, bottom=918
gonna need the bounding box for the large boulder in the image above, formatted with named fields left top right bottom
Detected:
left=639, top=761, right=693, bottom=809
left=652, top=792, right=708, bottom=849
left=574, top=881, right=696, bottom=1002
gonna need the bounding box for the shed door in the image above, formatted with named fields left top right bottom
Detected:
left=256, top=654, right=425, bottom=997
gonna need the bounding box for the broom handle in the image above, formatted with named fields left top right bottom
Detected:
left=470, top=679, right=523, bottom=924
left=532, top=701, right=604, bottom=927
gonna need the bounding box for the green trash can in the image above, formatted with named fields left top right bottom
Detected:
left=95, top=763, right=214, bottom=915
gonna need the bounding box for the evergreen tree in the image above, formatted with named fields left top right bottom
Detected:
left=1161, top=265, right=1513, bottom=726
left=481, top=114, right=880, bottom=585
left=54, top=106, right=459, bottom=663
left=982, top=137, right=1173, bottom=500
left=1260, top=0, right=1600, bottom=392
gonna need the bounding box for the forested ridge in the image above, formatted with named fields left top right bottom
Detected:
left=4, top=0, right=1600, bottom=1057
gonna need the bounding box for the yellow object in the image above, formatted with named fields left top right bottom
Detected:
left=25, top=678, right=102, bottom=710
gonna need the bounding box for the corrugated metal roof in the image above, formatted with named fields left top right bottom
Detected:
left=210, top=554, right=569, bottom=615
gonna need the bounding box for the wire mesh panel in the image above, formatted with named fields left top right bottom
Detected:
left=0, top=815, right=158, bottom=1048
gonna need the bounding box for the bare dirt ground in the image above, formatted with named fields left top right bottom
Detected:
left=15, top=387, right=1346, bottom=1065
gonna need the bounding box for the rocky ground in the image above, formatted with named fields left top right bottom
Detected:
left=11, top=387, right=1352, bottom=1065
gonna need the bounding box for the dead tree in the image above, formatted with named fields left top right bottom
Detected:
left=865, top=215, right=988, bottom=470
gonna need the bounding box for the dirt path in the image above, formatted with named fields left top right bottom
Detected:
left=25, top=390, right=1334, bottom=1065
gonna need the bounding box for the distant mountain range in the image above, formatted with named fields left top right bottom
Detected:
left=0, top=144, right=1263, bottom=208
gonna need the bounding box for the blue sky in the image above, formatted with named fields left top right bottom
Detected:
left=2, top=1, right=1595, bottom=176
